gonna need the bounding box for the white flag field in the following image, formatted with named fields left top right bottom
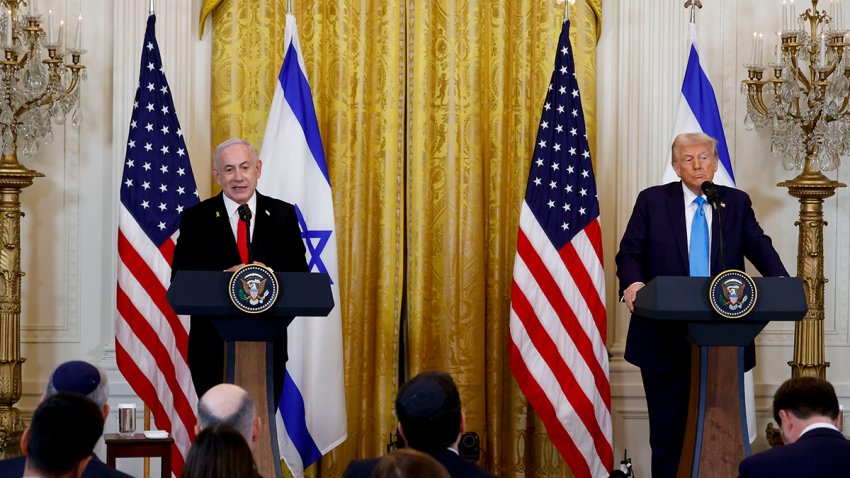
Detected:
left=258, top=13, right=347, bottom=477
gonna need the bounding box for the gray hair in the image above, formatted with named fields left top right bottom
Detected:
left=197, top=390, right=256, bottom=444
left=671, top=132, right=718, bottom=164
left=213, top=138, right=259, bottom=170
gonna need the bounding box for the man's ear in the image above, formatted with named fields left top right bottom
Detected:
left=397, top=422, right=407, bottom=444
left=252, top=416, right=262, bottom=445
left=73, top=455, right=92, bottom=478
left=20, top=427, right=29, bottom=456
left=101, top=404, right=110, bottom=422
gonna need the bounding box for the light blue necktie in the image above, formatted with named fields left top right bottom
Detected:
left=689, top=196, right=710, bottom=277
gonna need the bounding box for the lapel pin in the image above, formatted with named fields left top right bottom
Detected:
left=720, top=202, right=726, bottom=208
left=265, top=209, right=270, bottom=216
left=215, top=211, right=220, bottom=218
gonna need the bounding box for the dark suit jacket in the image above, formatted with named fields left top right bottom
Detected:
left=738, top=427, right=850, bottom=477
left=0, top=454, right=133, bottom=478
left=343, top=449, right=499, bottom=478
left=171, top=192, right=308, bottom=399
left=615, top=182, right=787, bottom=373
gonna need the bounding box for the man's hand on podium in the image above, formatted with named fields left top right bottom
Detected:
left=623, top=282, right=644, bottom=313
left=223, top=261, right=270, bottom=273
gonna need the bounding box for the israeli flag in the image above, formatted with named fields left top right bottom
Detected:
left=664, top=21, right=758, bottom=444
left=258, top=14, right=347, bottom=477
left=663, top=22, right=735, bottom=187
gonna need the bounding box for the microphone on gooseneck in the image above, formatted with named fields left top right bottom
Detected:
left=237, top=204, right=254, bottom=264
left=700, top=181, right=725, bottom=271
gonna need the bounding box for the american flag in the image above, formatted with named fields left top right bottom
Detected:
left=509, top=18, right=613, bottom=478
left=115, top=14, right=199, bottom=477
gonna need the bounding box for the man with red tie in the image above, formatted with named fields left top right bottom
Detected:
left=172, top=138, right=308, bottom=403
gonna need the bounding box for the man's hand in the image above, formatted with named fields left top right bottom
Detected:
left=623, top=282, right=645, bottom=313
left=224, top=261, right=271, bottom=273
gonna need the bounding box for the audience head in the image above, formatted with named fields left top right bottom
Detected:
left=670, top=132, right=719, bottom=195
left=370, top=448, right=451, bottom=478
left=773, top=376, right=840, bottom=444
left=196, top=383, right=260, bottom=449
left=45, top=360, right=109, bottom=417
left=22, top=392, right=104, bottom=478
left=212, top=138, right=262, bottom=205
left=395, top=371, right=463, bottom=452
left=181, top=425, right=257, bottom=478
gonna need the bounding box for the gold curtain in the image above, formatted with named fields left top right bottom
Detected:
left=201, top=0, right=600, bottom=476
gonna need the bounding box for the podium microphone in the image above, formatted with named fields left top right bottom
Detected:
left=700, top=181, right=725, bottom=271
left=237, top=204, right=254, bottom=264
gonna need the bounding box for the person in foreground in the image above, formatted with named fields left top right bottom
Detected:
left=171, top=138, right=308, bottom=402
left=616, top=132, right=788, bottom=478
left=738, top=376, right=850, bottom=478
left=196, top=383, right=261, bottom=451
left=21, top=392, right=104, bottom=478
left=342, top=371, right=498, bottom=478
left=0, top=360, right=133, bottom=478
left=181, top=424, right=259, bottom=478
left=371, top=448, right=450, bottom=478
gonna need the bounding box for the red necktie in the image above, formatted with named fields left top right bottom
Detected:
left=237, top=216, right=249, bottom=264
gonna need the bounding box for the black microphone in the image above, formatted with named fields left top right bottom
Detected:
left=700, top=181, right=725, bottom=271
left=237, top=204, right=254, bottom=263
left=701, top=180, right=720, bottom=208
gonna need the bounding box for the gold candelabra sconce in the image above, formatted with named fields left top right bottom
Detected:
left=0, top=0, right=85, bottom=459
left=742, top=0, right=845, bottom=380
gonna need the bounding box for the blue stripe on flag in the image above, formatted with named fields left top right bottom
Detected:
left=279, top=43, right=330, bottom=185
left=681, top=45, right=735, bottom=184
left=279, top=371, right=323, bottom=467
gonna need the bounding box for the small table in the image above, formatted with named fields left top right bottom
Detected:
left=104, top=433, right=173, bottom=477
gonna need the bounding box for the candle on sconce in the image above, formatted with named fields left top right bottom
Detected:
left=759, top=32, right=764, bottom=65
left=74, top=14, right=81, bottom=49
left=47, top=9, right=52, bottom=44
left=820, top=34, right=827, bottom=66
left=29, top=0, right=37, bottom=15
left=751, top=31, right=758, bottom=64
left=58, top=19, right=63, bottom=48
left=776, top=32, right=783, bottom=64
left=6, top=10, right=12, bottom=48
left=783, top=0, right=788, bottom=31
left=790, top=0, right=797, bottom=30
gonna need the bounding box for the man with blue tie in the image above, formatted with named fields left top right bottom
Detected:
left=615, top=132, right=788, bottom=478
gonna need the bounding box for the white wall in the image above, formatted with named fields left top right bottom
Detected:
left=599, top=1, right=850, bottom=475
left=16, top=1, right=210, bottom=476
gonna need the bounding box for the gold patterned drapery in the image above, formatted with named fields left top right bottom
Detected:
left=200, top=0, right=600, bottom=476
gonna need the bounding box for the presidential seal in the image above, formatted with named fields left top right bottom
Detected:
left=709, top=269, right=758, bottom=319
left=228, top=264, right=279, bottom=314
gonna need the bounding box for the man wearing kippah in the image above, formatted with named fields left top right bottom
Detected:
left=0, top=360, right=133, bottom=478
left=342, top=371, right=498, bottom=478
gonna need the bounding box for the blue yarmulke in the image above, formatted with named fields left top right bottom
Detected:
left=398, top=378, right=446, bottom=418
left=50, top=361, right=100, bottom=395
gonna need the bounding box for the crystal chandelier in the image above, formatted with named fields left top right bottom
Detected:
left=0, top=0, right=85, bottom=159
left=742, top=0, right=848, bottom=171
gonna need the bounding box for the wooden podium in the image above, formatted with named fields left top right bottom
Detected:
left=634, top=276, right=806, bottom=478
left=167, top=270, right=333, bottom=478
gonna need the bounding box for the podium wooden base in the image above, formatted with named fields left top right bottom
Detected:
left=677, top=345, right=749, bottom=478
left=229, top=341, right=282, bottom=478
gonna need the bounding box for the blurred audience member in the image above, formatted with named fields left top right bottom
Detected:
left=181, top=424, right=259, bottom=478
left=0, top=360, right=132, bottom=478
left=371, top=448, right=450, bottom=478
left=22, top=392, right=104, bottom=478
left=196, top=383, right=260, bottom=450
left=738, top=376, right=850, bottom=478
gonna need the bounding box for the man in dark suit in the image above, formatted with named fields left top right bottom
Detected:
left=171, top=138, right=308, bottom=403
left=615, top=132, right=788, bottom=478
left=738, top=376, right=850, bottom=477
left=0, top=360, right=133, bottom=478
left=21, top=392, right=104, bottom=478
left=342, top=371, right=498, bottom=478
